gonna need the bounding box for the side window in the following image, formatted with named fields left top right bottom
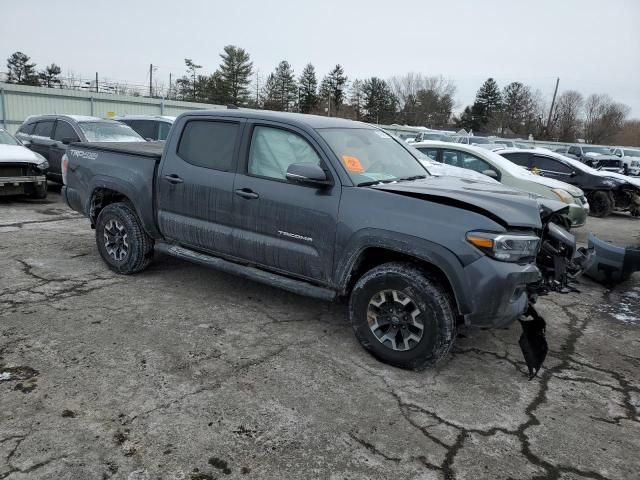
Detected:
left=177, top=120, right=239, bottom=171
left=416, top=147, right=438, bottom=161
left=248, top=126, right=322, bottom=181
left=502, top=152, right=532, bottom=168
left=53, top=121, right=80, bottom=142
left=568, top=146, right=580, bottom=155
left=33, top=120, right=54, bottom=138
left=158, top=122, right=171, bottom=141
left=532, top=156, right=572, bottom=174
left=18, top=123, right=35, bottom=135
left=127, top=120, right=157, bottom=140
left=442, top=149, right=496, bottom=175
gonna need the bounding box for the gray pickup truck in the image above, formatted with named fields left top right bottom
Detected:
left=62, top=110, right=589, bottom=372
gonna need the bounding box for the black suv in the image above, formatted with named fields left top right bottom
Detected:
left=15, top=115, right=144, bottom=182
left=499, top=149, right=640, bottom=217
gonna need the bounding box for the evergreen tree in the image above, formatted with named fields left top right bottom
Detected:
left=362, top=77, right=397, bottom=124
left=6, top=51, right=39, bottom=85
left=217, top=45, right=253, bottom=106
left=261, top=73, right=281, bottom=111
left=471, top=78, right=502, bottom=131
left=38, top=63, right=62, bottom=88
left=176, top=58, right=203, bottom=101
left=298, top=63, right=318, bottom=114
left=349, top=79, right=365, bottom=120
left=320, top=64, right=348, bottom=116
left=455, top=106, right=482, bottom=133
left=501, top=82, right=535, bottom=134
left=266, top=61, right=297, bottom=112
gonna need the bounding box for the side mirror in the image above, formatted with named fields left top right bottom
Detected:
left=286, top=162, right=332, bottom=187
left=482, top=169, right=499, bottom=179
left=61, top=137, right=75, bottom=145
left=570, top=171, right=577, bottom=177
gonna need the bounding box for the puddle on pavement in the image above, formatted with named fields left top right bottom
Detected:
left=599, top=285, right=640, bottom=325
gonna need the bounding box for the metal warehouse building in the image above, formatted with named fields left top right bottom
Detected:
left=0, top=83, right=224, bottom=134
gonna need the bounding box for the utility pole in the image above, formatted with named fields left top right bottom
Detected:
left=168, top=73, right=172, bottom=99
left=95, top=72, right=98, bottom=93
left=546, top=77, right=560, bottom=136
left=149, top=64, right=153, bottom=97
left=255, top=70, right=260, bottom=107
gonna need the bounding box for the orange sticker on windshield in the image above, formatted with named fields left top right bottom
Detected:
left=342, top=155, right=364, bottom=173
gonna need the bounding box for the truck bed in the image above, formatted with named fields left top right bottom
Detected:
left=76, top=141, right=165, bottom=159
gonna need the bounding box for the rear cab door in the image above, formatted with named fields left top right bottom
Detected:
left=232, top=119, right=341, bottom=284
left=156, top=114, right=245, bottom=257
left=30, top=120, right=56, bottom=163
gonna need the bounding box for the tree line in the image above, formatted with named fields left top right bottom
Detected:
left=456, top=77, right=632, bottom=144
left=4, top=49, right=636, bottom=145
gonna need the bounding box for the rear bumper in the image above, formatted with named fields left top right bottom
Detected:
left=462, top=257, right=541, bottom=328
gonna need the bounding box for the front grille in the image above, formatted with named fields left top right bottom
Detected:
left=0, top=165, right=28, bottom=176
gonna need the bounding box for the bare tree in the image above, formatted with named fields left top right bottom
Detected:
left=583, top=94, right=630, bottom=144
left=611, top=120, right=640, bottom=147
left=388, top=73, right=456, bottom=126
left=549, top=90, right=583, bottom=142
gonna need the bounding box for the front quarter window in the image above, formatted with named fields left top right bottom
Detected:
left=318, top=128, right=427, bottom=185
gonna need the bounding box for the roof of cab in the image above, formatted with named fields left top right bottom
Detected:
left=179, top=109, right=372, bottom=130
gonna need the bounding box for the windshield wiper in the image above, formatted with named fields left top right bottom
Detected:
left=357, top=174, right=427, bottom=187
left=396, top=175, right=427, bottom=182
left=357, top=179, right=397, bottom=187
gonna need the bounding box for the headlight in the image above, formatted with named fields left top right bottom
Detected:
left=36, top=160, right=49, bottom=171
left=466, top=231, right=540, bottom=262
left=551, top=188, right=573, bottom=204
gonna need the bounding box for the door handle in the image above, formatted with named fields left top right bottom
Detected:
left=163, top=174, right=183, bottom=184
left=234, top=188, right=259, bottom=199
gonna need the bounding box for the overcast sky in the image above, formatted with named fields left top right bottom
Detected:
left=3, top=0, right=640, bottom=117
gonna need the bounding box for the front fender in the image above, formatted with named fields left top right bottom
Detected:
left=334, top=228, right=477, bottom=315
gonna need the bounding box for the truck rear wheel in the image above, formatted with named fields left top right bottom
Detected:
left=95, top=202, right=154, bottom=274
left=588, top=190, right=613, bottom=217
left=349, top=262, right=456, bottom=370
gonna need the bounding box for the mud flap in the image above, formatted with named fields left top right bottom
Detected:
left=518, top=306, right=548, bottom=380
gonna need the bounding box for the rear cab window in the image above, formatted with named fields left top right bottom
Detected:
left=177, top=120, right=239, bottom=171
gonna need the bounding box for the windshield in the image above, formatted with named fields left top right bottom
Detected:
left=79, top=122, right=145, bottom=142
left=318, top=128, right=428, bottom=186
left=0, top=129, right=20, bottom=146
left=582, top=146, right=611, bottom=155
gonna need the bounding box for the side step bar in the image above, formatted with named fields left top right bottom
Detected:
left=155, top=243, right=337, bottom=302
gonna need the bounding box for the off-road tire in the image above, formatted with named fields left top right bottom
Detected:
left=349, top=262, right=457, bottom=370
left=95, top=202, right=154, bottom=274
left=588, top=190, right=613, bottom=218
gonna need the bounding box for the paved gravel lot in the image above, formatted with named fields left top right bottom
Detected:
left=1, top=186, right=639, bottom=480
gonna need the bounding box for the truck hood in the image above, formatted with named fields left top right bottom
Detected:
left=0, top=145, right=46, bottom=165
left=371, top=176, right=546, bottom=229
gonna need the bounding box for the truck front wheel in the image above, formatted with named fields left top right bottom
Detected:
left=95, top=202, right=154, bottom=274
left=349, top=262, right=456, bottom=370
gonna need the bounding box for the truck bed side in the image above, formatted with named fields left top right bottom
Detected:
left=63, top=142, right=164, bottom=238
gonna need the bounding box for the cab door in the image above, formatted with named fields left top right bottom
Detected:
left=231, top=121, right=341, bottom=283
left=49, top=120, right=81, bottom=180
left=156, top=115, right=244, bottom=257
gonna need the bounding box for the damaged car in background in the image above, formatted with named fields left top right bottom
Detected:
left=61, top=110, right=635, bottom=378
left=499, top=149, right=640, bottom=217
left=0, top=128, right=48, bottom=199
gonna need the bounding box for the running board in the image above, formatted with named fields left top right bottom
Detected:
left=155, top=243, right=337, bottom=302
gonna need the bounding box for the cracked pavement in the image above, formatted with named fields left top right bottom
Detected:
left=1, top=189, right=639, bottom=479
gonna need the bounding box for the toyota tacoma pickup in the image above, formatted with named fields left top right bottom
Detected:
left=62, top=110, right=592, bottom=373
